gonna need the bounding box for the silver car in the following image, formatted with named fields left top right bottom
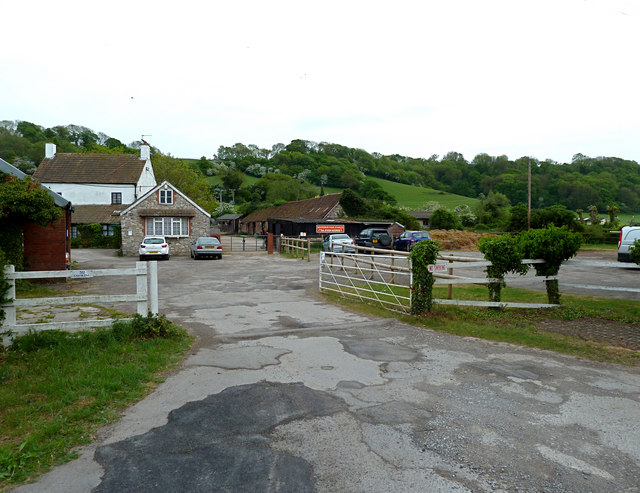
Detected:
left=322, top=233, right=356, bottom=253
left=617, top=226, right=640, bottom=262
left=190, top=236, right=223, bottom=259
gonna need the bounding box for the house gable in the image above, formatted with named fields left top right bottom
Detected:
left=119, top=181, right=211, bottom=257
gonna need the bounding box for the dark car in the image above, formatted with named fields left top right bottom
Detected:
left=393, top=230, right=431, bottom=251
left=354, top=228, right=392, bottom=250
left=190, top=236, right=223, bottom=259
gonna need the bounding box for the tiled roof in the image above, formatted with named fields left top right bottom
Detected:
left=34, top=153, right=146, bottom=184
left=242, top=194, right=342, bottom=223
left=72, top=205, right=123, bottom=224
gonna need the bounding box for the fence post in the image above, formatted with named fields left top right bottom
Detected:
left=391, top=253, right=396, bottom=284
left=448, top=257, right=454, bottom=300
left=136, top=261, right=148, bottom=315
left=2, top=266, right=16, bottom=343
left=307, top=238, right=311, bottom=262
left=148, top=260, right=158, bottom=315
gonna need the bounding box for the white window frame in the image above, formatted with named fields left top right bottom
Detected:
left=159, top=190, right=173, bottom=204
left=145, top=216, right=189, bottom=237
left=102, top=224, right=115, bottom=236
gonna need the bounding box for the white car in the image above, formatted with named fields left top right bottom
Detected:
left=322, top=233, right=356, bottom=253
left=139, top=236, right=170, bottom=261
left=617, top=226, right=640, bottom=262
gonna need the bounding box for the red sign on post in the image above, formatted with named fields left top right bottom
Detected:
left=316, top=224, right=345, bottom=234
left=428, top=263, right=448, bottom=273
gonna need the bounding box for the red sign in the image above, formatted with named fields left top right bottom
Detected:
left=428, top=263, right=448, bottom=273
left=316, top=224, right=345, bottom=234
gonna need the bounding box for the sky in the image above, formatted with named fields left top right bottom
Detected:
left=2, top=0, right=639, bottom=164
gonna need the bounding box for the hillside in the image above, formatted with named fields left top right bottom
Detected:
left=203, top=169, right=476, bottom=211
left=3, top=122, right=639, bottom=215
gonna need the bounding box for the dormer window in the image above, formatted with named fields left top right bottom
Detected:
left=159, top=189, right=173, bottom=204
left=111, top=192, right=122, bottom=205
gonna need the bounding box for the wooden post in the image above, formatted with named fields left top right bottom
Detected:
left=307, top=238, right=311, bottom=262
left=2, top=266, right=16, bottom=345
left=448, top=258, right=454, bottom=300
left=148, top=260, right=158, bottom=315
left=136, top=261, right=148, bottom=315
left=391, top=253, right=396, bottom=284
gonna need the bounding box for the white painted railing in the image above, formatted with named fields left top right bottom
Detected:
left=1, top=261, right=158, bottom=341
left=319, top=252, right=570, bottom=312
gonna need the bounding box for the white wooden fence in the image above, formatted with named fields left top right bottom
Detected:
left=319, top=251, right=636, bottom=312
left=1, top=261, right=158, bottom=341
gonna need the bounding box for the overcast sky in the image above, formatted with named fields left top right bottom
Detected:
left=2, top=0, right=639, bottom=163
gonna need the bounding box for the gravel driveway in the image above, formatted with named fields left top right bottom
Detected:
left=14, top=249, right=640, bottom=493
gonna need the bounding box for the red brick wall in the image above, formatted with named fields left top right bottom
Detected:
left=23, top=212, right=70, bottom=271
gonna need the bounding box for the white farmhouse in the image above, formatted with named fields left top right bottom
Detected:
left=34, top=143, right=157, bottom=237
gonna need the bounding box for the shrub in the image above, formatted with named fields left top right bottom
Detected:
left=478, top=235, right=528, bottom=303
left=630, top=239, right=640, bottom=265
left=409, top=239, right=439, bottom=314
left=71, top=223, right=121, bottom=249
left=518, top=226, right=582, bottom=304
left=430, top=208, right=461, bottom=230
left=0, top=248, right=10, bottom=324
left=112, top=313, right=183, bottom=340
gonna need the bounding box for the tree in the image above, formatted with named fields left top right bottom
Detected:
left=152, top=155, right=218, bottom=213
left=0, top=174, right=62, bottom=269
left=219, top=168, right=244, bottom=191
left=519, top=226, right=582, bottom=304
left=339, top=189, right=370, bottom=217
left=477, top=191, right=511, bottom=227
left=478, top=235, right=528, bottom=303
left=606, top=204, right=620, bottom=225
left=430, top=208, right=461, bottom=230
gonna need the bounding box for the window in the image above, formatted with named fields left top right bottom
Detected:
left=71, top=226, right=78, bottom=238
left=159, top=190, right=173, bottom=204
left=145, top=217, right=188, bottom=237
left=102, top=224, right=115, bottom=236
left=111, top=192, right=122, bottom=205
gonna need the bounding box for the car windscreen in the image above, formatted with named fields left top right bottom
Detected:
left=332, top=234, right=350, bottom=240
left=373, top=231, right=389, bottom=238
left=144, top=238, right=164, bottom=244
left=413, top=232, right=430, bottom=238
left=198, top=238, right=220, bottom=245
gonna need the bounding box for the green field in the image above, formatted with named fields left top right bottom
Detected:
left=367, top=177, right=479, bottom=210
left=199, top=169, right=477, bottom=211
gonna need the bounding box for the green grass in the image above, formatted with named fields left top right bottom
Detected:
left=323, top=283, right=640, bottom=366
left=199, top=166, right=477, bottom=211
left=0, top=315, right=192, bottom=488
left=367, top=176, right=479, bottom=210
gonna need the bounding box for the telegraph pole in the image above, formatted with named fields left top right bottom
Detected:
left=528, top=158, right=532, bottom=230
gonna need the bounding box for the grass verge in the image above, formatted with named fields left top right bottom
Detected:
left=0, top=314, right=193, bottom=489
left=322, top=285, right=640, bottom=367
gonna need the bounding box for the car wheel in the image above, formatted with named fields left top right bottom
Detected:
left=216, top=255, right=222, bottom=260
left=139, top=255, right=144, bottom=261
left=165, top=254, right=170, bottom=261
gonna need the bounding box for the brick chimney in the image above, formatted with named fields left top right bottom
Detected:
left=45, top=143, right=56, bottom=159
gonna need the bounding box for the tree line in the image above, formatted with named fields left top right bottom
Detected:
left=3, top=121, right=639, bottom=217
left=207, top=141, right=640, bottom=213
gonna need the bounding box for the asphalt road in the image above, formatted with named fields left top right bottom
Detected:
left=13, top=249, right=640, bottom=493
